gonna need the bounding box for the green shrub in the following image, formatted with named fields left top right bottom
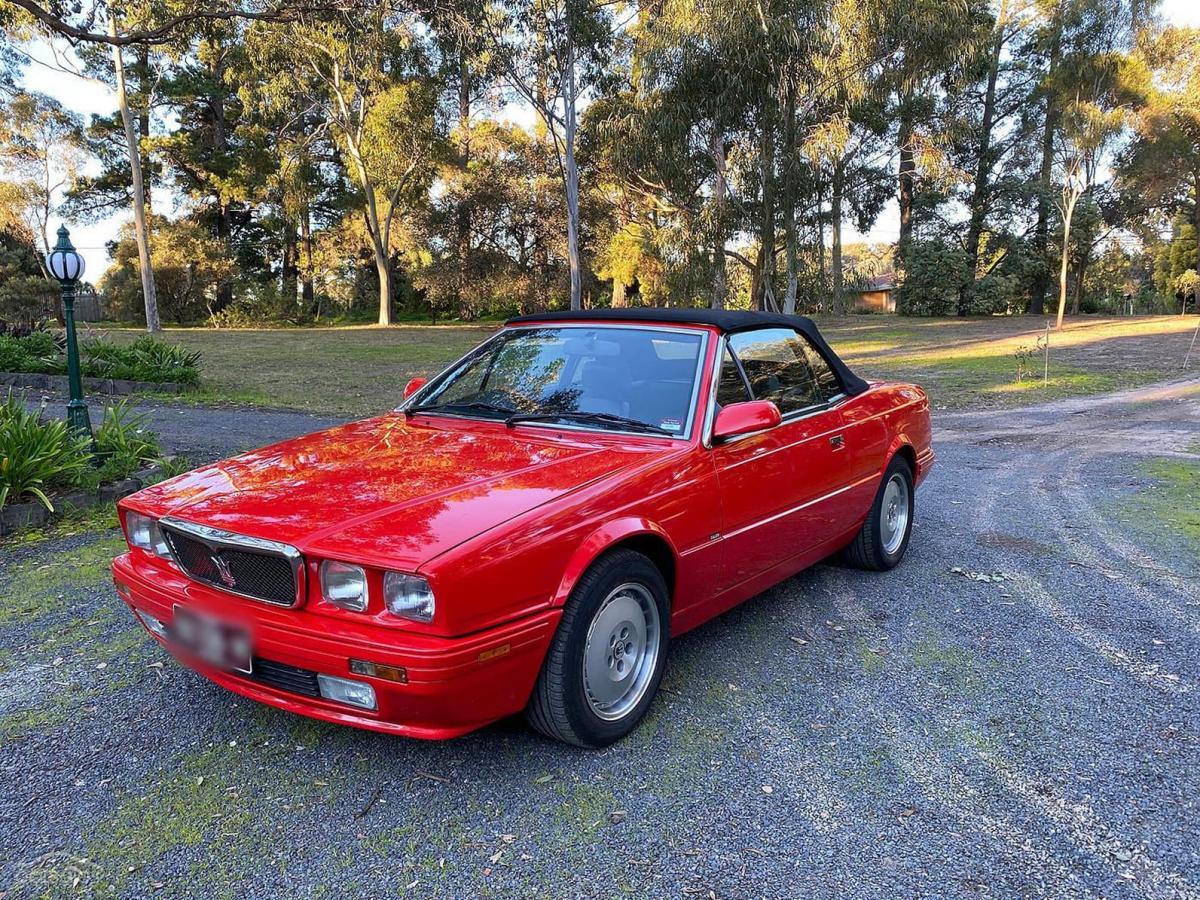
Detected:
left=0, top=393, right=92, bottom=511
left=963, top=272, right=1018, bottom=315
left=0, top=333, right=60, bottom=374
left=82, top=335, right=202, bottom=385
left=93, top=399, right=162, bottom=481
left=897, top=241, right=971, bottom=315
left=19, top=330, right=62, bottom=357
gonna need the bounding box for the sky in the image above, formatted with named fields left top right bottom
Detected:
left=15, top=0, right=1200, bottom=282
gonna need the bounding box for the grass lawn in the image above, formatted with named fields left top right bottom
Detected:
left=97, top=314, right=1200, bottom=417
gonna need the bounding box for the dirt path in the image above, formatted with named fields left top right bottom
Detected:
left=2, top=379, right=1198, bottom=898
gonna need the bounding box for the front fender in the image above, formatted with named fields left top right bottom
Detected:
left=551, top=517, right=678, bottom=607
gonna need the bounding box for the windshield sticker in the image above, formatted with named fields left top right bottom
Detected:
left=659, top=418, right=682, bottom=432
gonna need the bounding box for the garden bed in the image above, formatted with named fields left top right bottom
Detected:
left=0, top=470, right=149, bottom=535
left=0, top=330, right=202, bottom=387
left=1, top=394, right=177, bottom=537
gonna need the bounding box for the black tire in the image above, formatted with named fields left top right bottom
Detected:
left=526, top=549, right=670, bottom=748
left=844, top=455, right=914, bottom=571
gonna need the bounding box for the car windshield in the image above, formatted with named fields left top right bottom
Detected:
left=411, top=326, right=706, bottom=437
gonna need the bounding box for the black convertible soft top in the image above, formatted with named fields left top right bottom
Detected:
left=506, top=308, right=870, bottom=396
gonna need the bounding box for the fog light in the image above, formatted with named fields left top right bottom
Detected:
left=349, top=658, right=408, bottom=683
left=136, top=610, right=167, bottom=639
left=317, top=674, right=377, bottom=710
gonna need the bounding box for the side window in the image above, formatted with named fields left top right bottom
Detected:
left=727, top=328, right=821, bottom=415
left=798, top=337, right=842, bottom=403
left=715, top=348, right=751, bottom=407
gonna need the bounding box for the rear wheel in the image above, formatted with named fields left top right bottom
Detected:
left=526, top=549, right=669, bottom=747
left=844, top=455, right=914, bottom=571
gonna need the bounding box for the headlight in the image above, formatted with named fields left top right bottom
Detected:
left=383, top=572, right=435, bottom=622
left=320, top=560, right=368, bottom=612
left=126, top=511, right=171, bottom=559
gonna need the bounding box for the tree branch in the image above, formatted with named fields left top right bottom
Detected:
left=6, top=0, right=350, bottom=47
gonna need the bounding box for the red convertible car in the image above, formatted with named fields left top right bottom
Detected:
left=113, top=310, right=933, bottom=746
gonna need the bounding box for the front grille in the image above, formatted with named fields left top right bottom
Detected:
left=160, top=520, right=301, bottom=607
left=250, top=658, right=320, bottom=697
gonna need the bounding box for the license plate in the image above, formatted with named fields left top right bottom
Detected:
left=170, top=605, right=253, bottom=675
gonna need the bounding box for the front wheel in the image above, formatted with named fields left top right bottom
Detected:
left=526, top=549, right=670, bottom=747
left=844, top=455, right=914, bottom=571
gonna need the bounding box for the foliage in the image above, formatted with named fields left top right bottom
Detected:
left=3, top=0, right=1200, bottom=321
left=94, top=399, right=159, bottom=465
left=0, top=90, right=86, bottom=260
left=80, top=398, right=163, bottom=486
left=0, top=393, right=92, bottom=510
left=897, top=241, right=971, bottom=316
left=98, top=217, right=236, bottom=324
left=0, top=329, right=60, bottom=373
left=81, top=335, right=202, bottom=385
left=0, top=327, right=201, bottom=385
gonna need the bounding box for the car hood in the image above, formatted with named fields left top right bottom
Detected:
left=132, top=413, right=660, bottom=569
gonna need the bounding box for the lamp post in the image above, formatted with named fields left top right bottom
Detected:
left=46, top=225, right=92, bottom=439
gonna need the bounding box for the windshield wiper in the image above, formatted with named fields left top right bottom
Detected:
left=407, top=400, right=513, bottom=419
left=505, top=410, right=673, bottom=436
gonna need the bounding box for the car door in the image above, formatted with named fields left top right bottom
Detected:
left=709, top=328, right=851, bottom=591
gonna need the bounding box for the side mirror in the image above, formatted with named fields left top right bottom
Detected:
left=712, top=400, right=782, bottom=442
left=403, top=377, right=427, bottom=399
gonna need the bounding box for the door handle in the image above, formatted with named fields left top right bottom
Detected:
left=829, top=434, right=845, bottom=450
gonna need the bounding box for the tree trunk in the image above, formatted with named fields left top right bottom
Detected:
left=831, top=162, right=845, bottom=316
left=456, top=45, right=473, bottom=319
left=612, top=278, right=627, bottom=307
left=1055, top=193, right=1077, bottom=330
left=563, top=41, right=582, bottom=311
left=209, top=41, right=234, bottom=312
left=1031, top=8, right=1062, bottom=316
left=897, top=99, right=915, bottom=270
left=710, top=129, right=728, bottom=310
left=375, top=253, right=392, bottom=326
left=301, top=202, right=314, bottom=311
left=962, top=0, right=1009, bottom=316
left=110, top=18, right=159, bottom=332
left=282, top=222, right=297, bottom=304
left=784, top=208, right=799, bottom=316
left=782, top=85, right=798, bottom=315
left=816, top=192, right=826, bottom=277
left=758, top=101, right=777, bottom=312
left=1071, top=253, right=1087, bottom=315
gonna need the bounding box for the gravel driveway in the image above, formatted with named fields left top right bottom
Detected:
left=2, top=380, right=1198, bottom=899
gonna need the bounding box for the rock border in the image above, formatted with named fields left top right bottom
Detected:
left=0, top=470, right=153, bottom=537
left=0, top=372, right=186, bottom=395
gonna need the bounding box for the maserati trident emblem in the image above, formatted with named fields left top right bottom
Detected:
left=211, top=554, right=237, bottom=588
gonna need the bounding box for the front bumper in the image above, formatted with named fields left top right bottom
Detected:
left=112, top=551, right=559, bottom=740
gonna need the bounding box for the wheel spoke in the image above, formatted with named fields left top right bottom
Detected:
left=582, top=583, right=661, bottom=721
left=880, top=473, right=910, bottom=555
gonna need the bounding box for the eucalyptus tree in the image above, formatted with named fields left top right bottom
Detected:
left=1028, top=0, right=1145, bottom=315
left=956, top=0, right=1041, bottom=314
left=878, top=0, right=985, bottom=269
left=4, top=0, right=342, bottom=331
left=0, top=90, right=86, bottom=272
left=590, top=5, right=737, bottom=310
left=1118, top=26, right=1200, bottom=292
left=483, top=0, right=615, bottom=311
left=249, top=5, right=443, bottom=325
left=424, top=0, right=505, bottom=317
